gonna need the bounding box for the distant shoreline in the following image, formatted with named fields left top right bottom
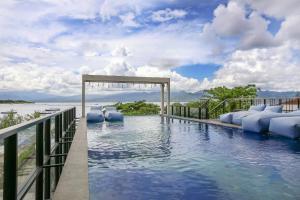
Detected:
left=0, top=100, right=33, bottom=104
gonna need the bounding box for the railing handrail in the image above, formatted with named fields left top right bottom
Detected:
left=199, top=97, right=212, bottom=109
left=0, top=107, right=75, bottom=140
left=208, top=99, right=227, bottom=115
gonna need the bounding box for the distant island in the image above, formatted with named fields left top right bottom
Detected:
left=0, top=100, right=33, bottom=104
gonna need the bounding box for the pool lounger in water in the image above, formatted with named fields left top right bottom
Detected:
left=220, top=104, right=266, bottom=125
left=87, top=112, right=104, bottom=123
left=269, top=116, right=300, bottom=139
left=242, top=109, right=300, bottom=133
left=105, top=111, right=124, bottom=122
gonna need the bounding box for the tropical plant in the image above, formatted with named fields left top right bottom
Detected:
left=116, top=101, right=160, bottom=115
left=206, top=85, right=257, bottom=101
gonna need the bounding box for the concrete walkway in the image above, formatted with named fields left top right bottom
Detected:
left=53, top=118, right=89, bottom=200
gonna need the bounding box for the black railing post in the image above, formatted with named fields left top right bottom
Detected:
left=264, top=99, right=266, bottom=105
left=3, top=134, right=17, bottom=200
left=205, top=108, right=209, bottom=119
left=67, top=110, right=70, bottom=150
left=36, top=122, right=44, bottom=200
left=179, top=106, right=181, bottom=116
left=72, top=108, right=76, bottom=137
left=198, top=108, right=201, bottom=119
left=63, top=111, right=68, bottom=154
left=184, top=106, right=186, bottom=117
left=66, top=110, right=69, bottom=151
left=59, top=113, right=63, bottom=173
left=171, top=106, right=173, bottom=115
left=54, top=115, right=60, bottom=187
left=44, top=119, right=51, bottom=199
left=72, top=108, right=75, bottom=137
left=187, top=107, right=190, bottom=118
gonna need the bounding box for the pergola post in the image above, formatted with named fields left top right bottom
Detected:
left=82, top=80, right=85, bottom=117
left=167, top=81, right=170, bottom=116
left=160, top=83, right=165, bottom=115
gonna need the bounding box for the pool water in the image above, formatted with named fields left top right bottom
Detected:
left=87, top=116, right=300, bottom=200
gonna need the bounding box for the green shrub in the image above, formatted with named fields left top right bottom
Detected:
left=116, top=101, right=160, bottom=115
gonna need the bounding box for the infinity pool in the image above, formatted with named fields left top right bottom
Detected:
left=87, top=116, right=300, bottom=200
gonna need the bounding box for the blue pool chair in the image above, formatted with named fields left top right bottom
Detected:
left=242, top=108, right=300, bottom=133
left=220, top=104, right=266, bottom=124
left=87, top=112, right=104, bottom=123
left=269, top=116, right=300, bottom=139
left=103, top=106, right=124, bottom=122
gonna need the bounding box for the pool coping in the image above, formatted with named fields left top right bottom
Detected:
left=53, top=118, right=89, bottom=200
left=164, top=115, right=242, bottom=129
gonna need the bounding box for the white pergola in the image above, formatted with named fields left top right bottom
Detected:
left=81, top=74, right=171, bottom=117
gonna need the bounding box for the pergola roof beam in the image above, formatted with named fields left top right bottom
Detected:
left=82, top=74, right=170, bottom=84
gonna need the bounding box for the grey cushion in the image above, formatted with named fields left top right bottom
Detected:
left=248, top=104, right=266, bottom=111
left=87, top=112, right=104, bottom=123
left=220, top=113, right=233, bottom=123
left=264, top=105, right=283, bottom=113
left=105, top=111, right=124, bottom=122
left=232, top=111, right=258, bottom=125
left=269, top=117, right=300, bottom=139
left=242, top=111, right=300, bottom=133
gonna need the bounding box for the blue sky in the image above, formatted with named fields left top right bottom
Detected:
left=0, top=0, right=300, bottom=95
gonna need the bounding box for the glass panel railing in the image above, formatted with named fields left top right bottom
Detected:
left=17, top=125, right=36, bottom=191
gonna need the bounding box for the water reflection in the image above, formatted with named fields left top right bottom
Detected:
left=88, top=116, right=300, bottom=200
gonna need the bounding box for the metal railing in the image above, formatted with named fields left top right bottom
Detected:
left=171, top=98, right=300, bottom=120
left=0, top=107, right=76, bottom=200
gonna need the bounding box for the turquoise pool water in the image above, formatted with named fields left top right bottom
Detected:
left=87, top=116, right=300, bottom=200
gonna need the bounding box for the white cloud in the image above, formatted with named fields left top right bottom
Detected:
left=211, top=1, right=249, bottom=37
left=119, top=12, right=140, bottom=27
left=276, top=15, right=300, bottom=48
left=241, top=0, right=300, bottom=19
left=199, top=0, right=300, bottom=91
left=0, top=63, right=81, bottom=95
left=206, top=1, right=278, bottom=50
left=202, top=45, right=300, bottom=91
left=1, top=0, right=300, bottom=95
left=99, top=0, right=166, bottom=21
left=111, top=46, right=130, bottom=57
left=151, top=8, right=187, bottom=22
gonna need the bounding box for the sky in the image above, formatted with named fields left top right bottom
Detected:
left=0, top=0, right=300, bottom=95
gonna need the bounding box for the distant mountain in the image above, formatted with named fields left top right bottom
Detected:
left=0, top=90, right=299, bottom=103
left=0, top=90, right=61, bottom=101
left=257, top=91, right=300, bottom=98
left=0, top=90, right=205, bottom=102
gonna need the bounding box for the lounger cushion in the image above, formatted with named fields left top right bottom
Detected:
left=242, top=112, right=285, bottom=132
left=87, top=112, right=104, bottom=123
left=242, top=111, right=300, bottom=133
left=220, top=113, right=233, bottom=123
left=105, top=111, right=124, bottom=122
left=248, top=104, right=266, bottom=111
left=232, top=110, right=259, bottom=125
left=264, top=105, right=283, bottom=113
left=291, top=110, right=300, bottom=114
left=269, top=117, right=300, bottom=139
